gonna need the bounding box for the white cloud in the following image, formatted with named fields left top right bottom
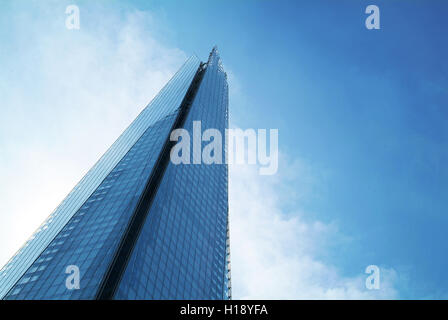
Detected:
left=229, top=155, right=399, bottom=299
left=0, top=5, right=186, bottom=269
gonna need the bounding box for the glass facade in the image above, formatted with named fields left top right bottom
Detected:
left=0, top=48, right=230, bottom=300
left=115, top=48, right=230, bottom=300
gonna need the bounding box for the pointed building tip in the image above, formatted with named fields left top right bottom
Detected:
left=208, top=46, right=219, bottom=59
left=207, top=46, right=221, bottom=65
left=206, top=46, right=226, bottom=77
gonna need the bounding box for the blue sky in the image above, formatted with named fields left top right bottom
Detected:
left=0, top=0, right=447, bottom=299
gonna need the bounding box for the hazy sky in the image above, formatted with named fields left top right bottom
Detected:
left=0, top=0, right=447, bottom=299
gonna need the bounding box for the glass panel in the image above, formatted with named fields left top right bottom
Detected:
left=0, top=56, right=201, bottom=299
left=115, top=48, right=230, bottom=300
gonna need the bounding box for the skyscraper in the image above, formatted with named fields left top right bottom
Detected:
left=0, top=48, right=231, bottom=300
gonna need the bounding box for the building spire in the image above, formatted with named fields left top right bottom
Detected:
left=207, top=46, right=219, bottom=64
left=206, top=46, right=226, bottom=78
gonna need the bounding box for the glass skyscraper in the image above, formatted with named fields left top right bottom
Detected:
left=0, top=48, right=231, bottom=300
